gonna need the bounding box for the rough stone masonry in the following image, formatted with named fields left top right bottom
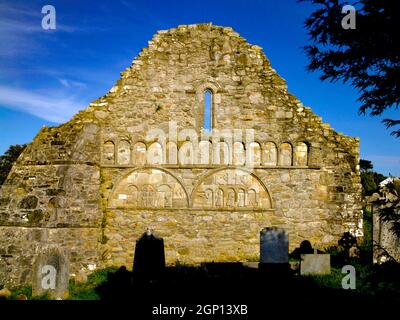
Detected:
left=0, top=23, right=362, bottom=287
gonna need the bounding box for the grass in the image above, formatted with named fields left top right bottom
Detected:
left=3, top=261, right=400, bottom=301
left=68, top=267, right=118, bottom=300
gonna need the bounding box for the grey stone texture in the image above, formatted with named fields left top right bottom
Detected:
left=0, top=23, right=362, bottom=287
left=260, top=227, right=288, bottom=263
left=300, top=253, right=331, bottom=275
left=32, top=246, right=69, bottom=299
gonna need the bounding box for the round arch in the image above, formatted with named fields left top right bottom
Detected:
left=190, top=166, right=273, bottom=209
left=107, top=166, right=190, bottom=208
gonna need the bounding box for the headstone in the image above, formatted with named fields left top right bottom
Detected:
left=133, top=229, right=165, bottom=279
left=260, top=227, right=288, bottom=264
left=32, top=246, right=69, bottom=299
left=300, top=254, right=331, bottom=275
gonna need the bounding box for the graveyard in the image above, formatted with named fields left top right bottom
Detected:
left=0, top=2, right=399, bottom=315
left=2, top=227, right=400, bottom=309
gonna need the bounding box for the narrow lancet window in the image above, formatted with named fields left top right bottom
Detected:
left=204, top=90, right=212, bottom=131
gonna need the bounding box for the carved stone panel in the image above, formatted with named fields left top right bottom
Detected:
left=103, top=141, right=115, bottom=164
left=147, top=142, right=164, bottom=164
left=263, top=142, right=277, bottom=166
left=109, top=168, right=188, bottom=208
left=199, top=141, right=212, bottom=164
left=166, top=142, right=178, bottom=165
left=294, top=142, right=308, bottom=166
left=117, top=140, right=131, bottom=165
left=233, top=142, right=245, bottom=166
left=193, top=169, right=271, bottom=209
left=179, top=141, right=194, bottom=165
left=247, top=142, right=261, bottom=166
left=279, top=143, right=292, bottom=166
left=133, top=142, right=146, bottom=166
left=214, top=141, right=230, bottom=165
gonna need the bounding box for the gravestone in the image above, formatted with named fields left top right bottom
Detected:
left=32, top=246, right=69, bottom=299
left=133, top=229, right=165, bottom=279
left=300, top=253, right=331, bottom=275
left=260, top=227, right=289, bottom=264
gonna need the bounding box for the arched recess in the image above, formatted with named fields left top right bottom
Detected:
left=166, top=141, right=178, bottom=165
left=263, top=142, right=277, bottom=166
left=247, top=142, right=261, bottom=166
left=117, top=140, right=131, bottom=165
left=147, top=142, right=164, bottom=164
left=233, top=142, right=245, bottom=165
left=214, top=141, right=230, bottom=165
left=294, top=142, right=308, bottom=166
left=199, top=140, right=212, bottom=164
left=103, top=141, right=115, bottom=164
left=132, top=142, right=146, bottom=166
left=108, top=167, right=190, bottom=209
left=179, top=141, right=194, bottom=165
left=192, top=167, right=272, bottom=210
left=278, top=142, right=293, bottom=166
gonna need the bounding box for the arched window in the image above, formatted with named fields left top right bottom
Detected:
left=204, top=90, right=212, bottom=131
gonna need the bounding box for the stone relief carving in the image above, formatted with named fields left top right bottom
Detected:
left=147, top=142, right=163, bottom=164
left=103, top=141, right=115, bottom=164
left=133, top=142, right=146, bottom=165
left=193, top=169, right=271, bottom=209
left=179, top=141, right=195, bottom=165
left=279, top=143, right=292, bottom=166
left=166, top=141, right=178, bottom=165
left=109, top=168, right=188, bottom=208
left=117, top=140, right=131, bottom=165
left=103, top=138, right=303, bottom=167
left=294, top=142, right=308, bottom=166
left=199, top=140, right=212, bottom=164
left=233, top=142, right=245, bottom=165
left=263, top=142, right=277, bottom=166
left=247, top=142, right=261, bottom=166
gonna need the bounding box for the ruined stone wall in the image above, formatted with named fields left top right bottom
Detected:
left=0, top=24, right=361, bottom=287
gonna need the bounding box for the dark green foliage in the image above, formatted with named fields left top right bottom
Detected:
left=68, top=267, right=118, bottom=300
left=359, top=158, right=386, bottom=195
left=359, top=209, right=373, bottom=264
left=0, top=144, right=26, bottom=185
left=360, top=159, right=373, bottom=172
left=4, top=285, right=49, bottom=300
left=361, top=172, right=377, bottom=195
left=301, top=0, right=400, bottom=136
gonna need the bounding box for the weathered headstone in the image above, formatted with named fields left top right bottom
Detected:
left=260, top=227, right=288, bottom=264
left=133, top=229, right=165, bottom=279
left=300, top=253, right=331, bottom=275
left=32, top=246, right=69, bottom=299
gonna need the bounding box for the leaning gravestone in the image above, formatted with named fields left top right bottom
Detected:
left=300, top=253, right=331, bottom=275
left=32, top=246, right=69, bottom=299
left=260, top=227, right=289, bottom=264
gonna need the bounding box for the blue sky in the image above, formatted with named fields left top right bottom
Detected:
left=0, top=0, right=398, bottom=175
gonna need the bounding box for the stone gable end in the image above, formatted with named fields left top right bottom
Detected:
left=0, top=23, right=361, bottom=287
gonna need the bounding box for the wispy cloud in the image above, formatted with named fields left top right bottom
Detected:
left=0, top=2, right=78, bottom=58
left=58, top=78, right=87, bottom=89
left=0, top=85, right=86, bottom=123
